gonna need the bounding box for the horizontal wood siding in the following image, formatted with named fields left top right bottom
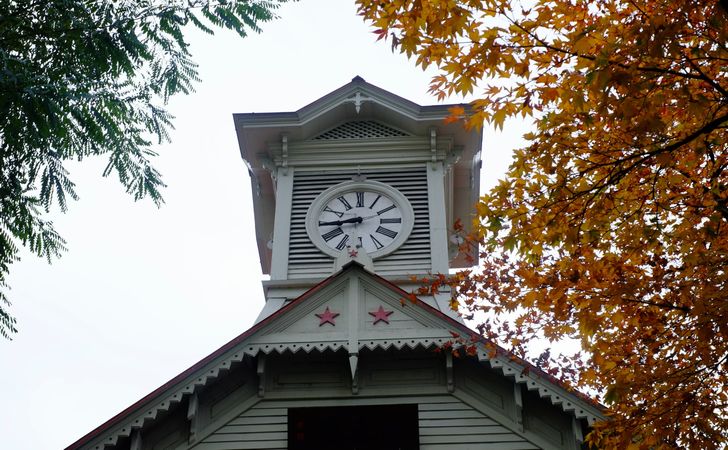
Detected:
left=196, top=403, right=287, bottom=450
left=419, top=399, right=539, bottom=450
left=196, top=394, right=540, bottom=450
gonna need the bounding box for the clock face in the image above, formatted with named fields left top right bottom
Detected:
left=306, top=181, right=414, bottom=258
left=317, top=190, right=403, bottom=254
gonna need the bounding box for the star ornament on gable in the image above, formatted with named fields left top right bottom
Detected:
left=348, top=247, right=358, bottom=258
left=315, top=307, right=340, bottom=327
left=369, top=305, right=394, bottom=325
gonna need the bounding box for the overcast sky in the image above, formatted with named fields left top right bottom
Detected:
left=0, top=2, right=529, bottom=449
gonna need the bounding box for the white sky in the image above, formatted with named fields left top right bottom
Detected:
left=0, top=2, right=530, bottom=449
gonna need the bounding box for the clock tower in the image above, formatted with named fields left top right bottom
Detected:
left=67, top=77, right=605, bottom=450
left=233, top=76, right=482, bottom=322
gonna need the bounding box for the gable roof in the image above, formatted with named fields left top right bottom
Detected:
left=66, top=262, right=605, bottom=450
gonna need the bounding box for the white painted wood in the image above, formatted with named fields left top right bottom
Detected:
left=426, top=161, right=449, bottom=275
left=454, top=388, right=574, bottom=450
left=422, top=444, right=538, bottom=450
left=213, top=423, right=284, bottom=434
left=129, top=429, right=142, bottom=450
left=287, top=167, right=432, bottom=280
left=446, top=351, right=454, bottom=393
left=514, top=382, right=524, bottom=432
left=421, top=434, right=531, bottom=443
left=269, top=166, right=294, bottom=280
left=420, top=425, right=514, bottom=435
left=419, top=417, right=499, bottom=427
left=197, top=394, right=541, bottom=450
left=186, top=392, right=199, bottom=443
left=268, top=137, right=454, bottom=167
left=256, top=354, right=265, bottom=397
left=193, top=442, right=285, bottom=450
left=253, top=297, right=286, bottom=324
left=572, top=416, right=584, bottom=445
left=226, top=416, right=287, bottom=426
left=78, top=265, right=603, bottom=450
left=203, top=432, right=287, bottom=442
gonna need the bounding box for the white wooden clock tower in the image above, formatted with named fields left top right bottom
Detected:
left=67, top=78, right=605, bottom=450
left=235, top=76, right=482, bottom=323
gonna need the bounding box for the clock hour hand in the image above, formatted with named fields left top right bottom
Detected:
left=340, top=216, right=363, bottom=225
left=319, top=216, right=364, bottom=226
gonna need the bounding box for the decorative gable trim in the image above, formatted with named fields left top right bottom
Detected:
left=66, top=263, right=605, bottom=450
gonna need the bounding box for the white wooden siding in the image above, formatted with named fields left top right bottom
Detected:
left=196, top=403, right=287, bottom=449
left=418, top=399, right=539, bottom=450
left=194, top=395, right=540, bottom=450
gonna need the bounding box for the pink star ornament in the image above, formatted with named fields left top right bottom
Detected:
left=315, top=307, right=340, bottom=326
left=369, top=305, right=394, bottom=325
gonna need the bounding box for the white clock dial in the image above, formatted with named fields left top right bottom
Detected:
left=306, top=181, right=414, bottom=259
left=317, top=190, right=403, bottom=254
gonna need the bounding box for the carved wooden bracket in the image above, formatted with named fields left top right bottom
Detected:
left=187, top=391, right=199, bottom=443
left=572, top=416, right=584, bottom=445
left=129, top=429, right=142, bottom=450
left=257, top=354, right=266, bottom=397
left=513, top=383, right=524, bottom=432
left=349, top=352, right=359, bottom=395
left=446, top=351, right=454, bottom=393
left=280, top=135, right=289, bottom=176
left=430, top=127, right=437, bottom=164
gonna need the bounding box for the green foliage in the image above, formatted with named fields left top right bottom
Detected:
left=0, top=0, right=287, bottom=339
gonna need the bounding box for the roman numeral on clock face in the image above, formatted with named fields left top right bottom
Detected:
left=370, top=234, right=384, bottom=250
left=377, top=204, right=396, bottom=215
left=356, top=191, right=364, bottom=208
left=337, top=196, right=353, bottom=210
left=369, top=195, right=382, bottom=209
left=322, top=227, right=344, bottom=242
left=335, top=234, right=350, bottom=250
left=380, top=217, right=401, bottom=224
left=376, top=226, right=397, bottom=239
left=324, top=206, right=344, bottom=217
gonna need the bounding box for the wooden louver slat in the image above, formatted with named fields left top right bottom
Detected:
left=288, top=168, right=431, bottom=277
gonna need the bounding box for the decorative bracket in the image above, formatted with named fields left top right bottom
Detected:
left=430, top=127, right=437, bottom=164
left=130, top=429, right=142, bottom=450
left=572, top=416, right=584, bottom=445
left=444, top=146, right=463, bottom=170
left=259, top=154, right=275, bottom=174
left=280, top=135, right=289, bottom=176
left=257, top=354, right=266, bottom=397
left=446, top=351, right=454, bottom=393
left=513, top=383, right=524, bottom=432
left=349, top=352, right=359, bottom=395
left=187, top=391, right=199, bottom=443
left=346, top=91, right=372, bottom=114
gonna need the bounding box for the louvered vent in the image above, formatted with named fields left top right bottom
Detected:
left=313, top=121, right=410, bottom=140
left=288, top=168, right=431, bottom=278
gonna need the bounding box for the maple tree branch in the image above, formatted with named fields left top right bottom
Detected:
left=501, top=15, right=719, bottom=87
left=619, top=296, right=691, bottom=313
left=684, top=56, right=728, bottom=100
left=579, top=111, right=728, bottom=189
left=713, top=199, right=728, bottom=222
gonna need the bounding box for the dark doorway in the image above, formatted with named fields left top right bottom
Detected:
left=288, top=403, right=419, bottom=450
